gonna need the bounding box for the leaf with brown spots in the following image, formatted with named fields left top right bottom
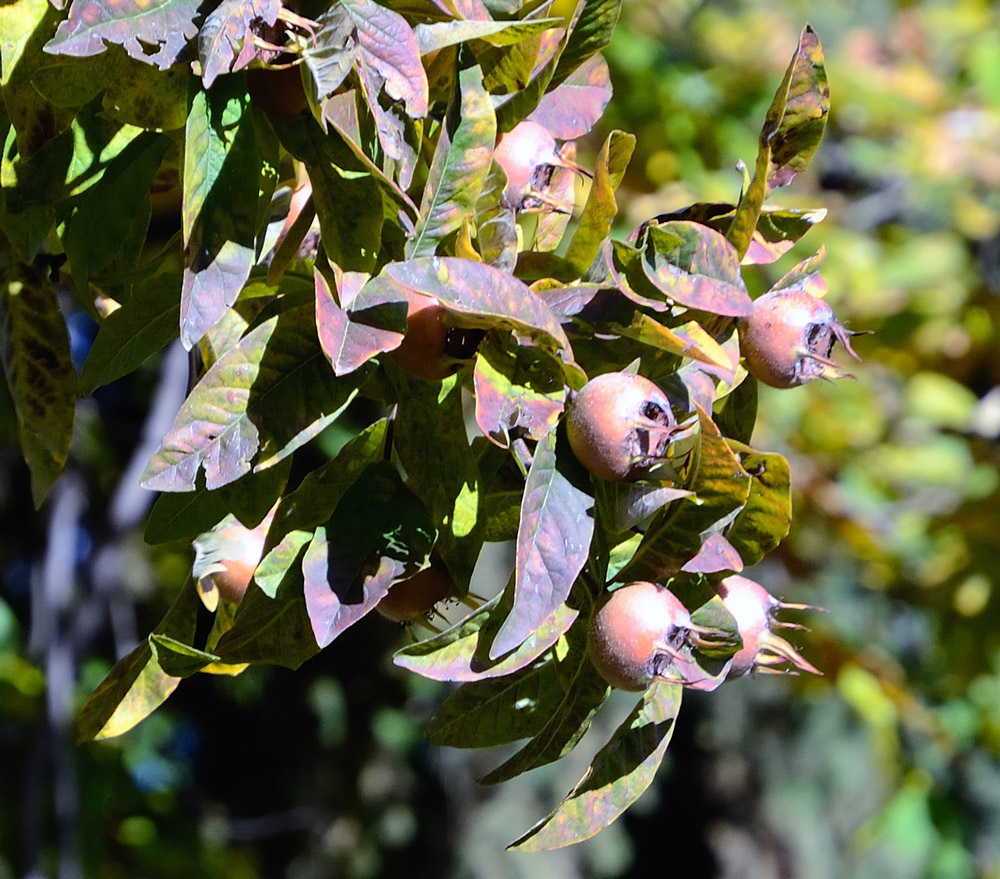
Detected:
left=0, top=255, right=76, bottom=508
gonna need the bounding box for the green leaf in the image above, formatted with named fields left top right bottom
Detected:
left=472, top=333, right=566, bottom=447
left=44, top=0, right=200, bottom=70
left=474, top=161, right=518, bottom=272
left=563, top=129, right=634, bottom=276
left=0, top=256, right=76, bottom=507
left=142, top=299, right=370, bottom=492
left=509, top=681, right=681, bottom=851
left=727, top=26, right=829, bottom=258
left=425, top=657, right=562, bottom=750
left=76, top=579, right=202, bottom=741
left=301, top=5, right=357, bottom=102
left=491, top=430, right=594, bottom=658
left=407, top=64, right=496, bottom=259
left=414, top=19, right=556, bottom=55
left=550, top=0, right=622, bottom=90
left=609, top=312, right=737, bottom=375
left=79, top=269, right=180, bottom=394
left=181, top=78, right=276, bottom=348
left=725, top=442, right=792, bottom=567
left=144, top=456, right=291, bottom=544
left=255, top=419, right=388, bottom=596
left=197, top=0, right=280, bottom=88
left=479, top=625, right=610, bottom=784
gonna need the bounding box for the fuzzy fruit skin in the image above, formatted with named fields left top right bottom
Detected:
left=565, top=372, right=676, bottom=482
left=376, top=563, right=454, bottom=623
left=587, top=581, right=692, bottom=691
left=738, top=289, right=859, bottom=388
left=389, top=293, right=484, bottom=380
left=494, top=120, right=561, bottom=207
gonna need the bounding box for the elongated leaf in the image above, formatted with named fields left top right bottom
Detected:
left=394, top=584, right=578, bottom=681
left=142, top=300, right=369, bottom=492
left=491, top=430, right=594, bottom=658
left=472, top=334, right=566, bottom=447
left=414, top=19, right=554, bottom=55
left=301, top=5, right=357, bottom=101
left=76, top=578, right=202, bottom=741
left=609, top=312, right=736, bottom=375
left=79, top=269, right=180, bottom=394
left=479, top=628, right=610, bottom=784
left=255, top=419, right=388, bottom=595
left=474, top=161, right=518, bottom=272
left=617, top=407, right=751, bottom=584
left=725, top=442, right=791, bottom=567
left=198, top=0, right=280, bottom=88
left=302, top=463, right=436, bottom=648
left=563, top=129, right=633, bottom=275
left=407, top=64, right=495, bottom=258
left=392, top=374, right=483, bottom=588
left=727, top=26, right=829, bottom=258
left=181, top=79, right=277, bottom=348
left=343, top=0, right=428, bottom=118
left=44, top=0, right=199, bottom=69
left=529, top=53, right=611, bottom=139
left=510, top=681, right=681, bottom=851
left=425, top=657, right=559, bottom=748
left=0, top=257, right=76, bottom=507
left=551, top=0, right=622, bottom=89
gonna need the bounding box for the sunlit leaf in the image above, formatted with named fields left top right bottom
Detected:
left=609, top=312, right=736, bottom=375
left=407, top=64, right=495, bottom=258
left=142, top=299, right=370, bottom=492
left=301, top=4, right=357, bottom=101
left=529, top=53, right=611, bottom=139
left=472, top=334, right=566, bottom=447
left=44, top=0, right=200, bottom=70
left=474, top=161, right=518, bottom=272
left=491, top=430, right=594, bottom=658
left=414, top=18, right=555, bottom=56
left=0, top=256, right=76, bottom=507
left=725, top=442, right=791, bottom=567
left=679, top=530, right=743, bottom=574
left=509, top=681, right=681, bottom=851
left=198, top=0, right=280, bottom=88
left=551, top=0, right=621, bottom=89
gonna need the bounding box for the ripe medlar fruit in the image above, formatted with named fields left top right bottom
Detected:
left=389, top=292, right=484, bottom=380
left=376, top=558, right=455, bottom=624
left=738, top=289, right=861, bottom=388
left=493, top=119, right=589, bottom=212
left=587, top=581, right=705, bottom=691
left=565, top=371, right=678, bottom=482
left=193, top=514, right=272, bottom=608
left=715, top=575, right=819, bottom=677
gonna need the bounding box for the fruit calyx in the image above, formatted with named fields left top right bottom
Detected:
left=715, top=574, right=821, bottom=677
left=738, top=289, right=862, bottom=388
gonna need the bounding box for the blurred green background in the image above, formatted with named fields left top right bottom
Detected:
left=2, top=0, right=999, bottom=876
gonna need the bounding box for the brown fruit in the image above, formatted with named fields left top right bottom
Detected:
left=565, top=372, right=678, bottom=481
left=376, top=561, right=454, bottom=623
left=587, top=581, right=696, bottom=691
left=193, top=513, right=272, bottom=609
left=738, top=289, right=860, bottom=388
left=389, top=292, right=484, bottom=381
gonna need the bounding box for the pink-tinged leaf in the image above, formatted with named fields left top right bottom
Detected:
left=533, top=143, right=578, bottom=252
left=635, top=220, right=753, bottom=317
left=44, top=0, right=199, bottom=69
left=142, top=300, right=369, bottom=492
left=354, top=54, right=419, bottom=186
left=393, top=585, right=579, bottom=681
left=509, top=681, right=681, bottom=851
left=197, top=0, right=280, bottom=88
left=473, top=335, right=566, bottom=448
left=0, top=258, right=76, bottom=508
left=563, top=129, right=633, bottom=276
left=342, top=0, right=428, bottom=118
left=181, top=81, right=276, bottom=349
left=529, top=53, right=611, bottom=139
left=680, top=531, right=743, bottom=574
left=474, top=162, right=518, bottom=273
left=594, top=481, right=693, bottom=535
left=383, top=257, right=579, bottom=379
left=301, top=462, right=435, bottom=647
left=550, top=0, right=622, bottom=89
left=422, top=0, right=491, bottom=21
left=301, top=4, right=357, bottom=101
left=490, top=430, right=594, bottom=658
left=315, top=269, right=408, bottom=376
left=407, top=64, right=495, bottom=258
